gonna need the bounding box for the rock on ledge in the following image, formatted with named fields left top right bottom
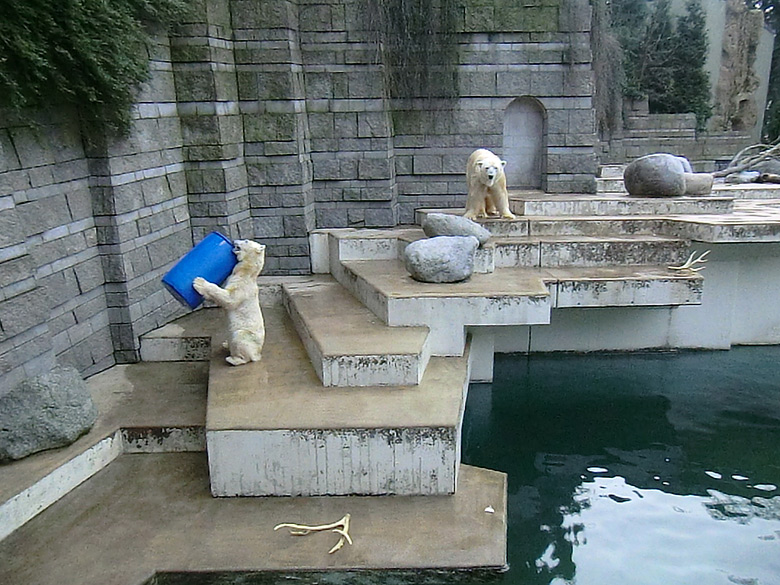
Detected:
left=422, top=213, right=492, bottom=246
left=403, top=236, right=480, bottom=283
left=0, top=365, right=97, bottom=462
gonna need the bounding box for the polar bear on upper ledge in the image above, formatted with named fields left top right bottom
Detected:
left=193, top=239, right=265, bottom=366
left=464, top=148, right=515, bottom=221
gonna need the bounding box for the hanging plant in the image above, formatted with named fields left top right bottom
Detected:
left=367, top=0, right=459, bottom=100
left=0, top=0, right=189, bottom=135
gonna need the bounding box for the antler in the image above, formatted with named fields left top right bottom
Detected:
left=668, top=250, right=710, bottom=272
left=274, top=514, right=352, bottom=554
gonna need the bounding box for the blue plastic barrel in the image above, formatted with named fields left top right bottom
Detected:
left=162, top=232, right=237, bottom=309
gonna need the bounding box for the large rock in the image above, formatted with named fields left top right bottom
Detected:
left=624, top=153, right=713, bottom=197
left=422, top=213, right=491, bottom=246
left=0, top=366, right=97, bottom=462
left=403, top=236, right=479, bottom=283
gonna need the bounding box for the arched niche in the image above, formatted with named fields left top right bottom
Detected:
left=503, top=97, right=546, bottom=189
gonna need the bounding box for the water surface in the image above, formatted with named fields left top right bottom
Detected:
left=462, top=347, right=780, bottom=585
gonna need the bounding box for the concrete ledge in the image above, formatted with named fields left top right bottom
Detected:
left=206, top=307, right=471, bottom=496
left=0, top=361, right=208, bottom=542
left=0, top=454, right=507, bottom=584
left=337, top=260, right=551, bottom=355
left=509, top=192, right=734, bottom=216
left=283, top=277, right=431, bottom=387
left=544, top=265, right=704, bottom=308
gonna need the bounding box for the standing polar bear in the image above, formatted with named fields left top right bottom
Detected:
left=464, top=148, right=515, bottom=220
left=193, top=239, right=265, bottom=366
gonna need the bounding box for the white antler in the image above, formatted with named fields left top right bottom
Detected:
left=274, top=514, right=352, bottom=554
left=668, top=250, right=710, bottom=272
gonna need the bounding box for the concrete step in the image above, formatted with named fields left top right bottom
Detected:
left=509, top=193, right=734, bottom=216
left=0, top=361, right=208, bottom=542
left=494, top=235, right=690, bottom=268
left=598, top=164, right=625, bottom=178
left=544, top=265, right=703, bottom=308
left=333, top=259, right=551, bottom=355
left=206, top=306, right=472, bottom=496
left=139, top=309, right=219, bottom=362
left=283, top=277, right=431, bottom=387
left=596, top=177, right=627, bottom=194
left=1, top=453, right=507, bottom=583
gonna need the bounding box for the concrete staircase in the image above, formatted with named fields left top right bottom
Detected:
left=136, top=192, right=714, bottom=504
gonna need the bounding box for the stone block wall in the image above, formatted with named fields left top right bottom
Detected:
left=0, top=0, right=598, bottom=384
left=0, top=108, right=110, bottom=389
left=0, top=31, right=192, bottom=391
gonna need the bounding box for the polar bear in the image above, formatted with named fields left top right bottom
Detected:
left=193, top=239, right=265, bottom=366
left=464, top=148, right=515, bottom=220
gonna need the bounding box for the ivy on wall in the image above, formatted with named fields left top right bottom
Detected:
left=0, top=0, right=188, bottom=135
left=366, top=0, right=459, bottom=100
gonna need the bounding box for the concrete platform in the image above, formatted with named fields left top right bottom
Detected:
left=337, top=259, right=551, bottom=355
left=0, top=453, right=507, bottom=585
left=206, top=306, right=471, bottom=496
left=283, top=277, right=431, bottom=387
left=543, top=265, right=703, bottom=308
left=493, top=234, right=688, bottom=268
left=0, top=361, right=207, bottom=541
left=507, top=191, right=734, bottom=216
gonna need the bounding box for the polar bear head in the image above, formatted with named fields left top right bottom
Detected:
left=233, top=239, right=266, bottom=270
left=475, top=154, right=507, bottom=187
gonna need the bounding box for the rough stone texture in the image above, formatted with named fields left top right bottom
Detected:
left=711, top=0, right=763, bottom=133
left=0, top=0, right=599, bottom=382
left=403, top=236, right=479, bottom=283
left=623, top=153, right=715, bottom=197
left=422, top=213, right=492, bottom=246
left=0, top=365, right=97, bottom=461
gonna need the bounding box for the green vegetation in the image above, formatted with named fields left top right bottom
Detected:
left=0, top=0, right=188, bottom=135
left=610, top=0, right=712, bottom=129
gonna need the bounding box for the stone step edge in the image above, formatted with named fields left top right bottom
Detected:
left=0, top=425, right=205, bottom=543
left=282, top=278, right=432, bottom=388
left=333, top=259, right=552, bottom=356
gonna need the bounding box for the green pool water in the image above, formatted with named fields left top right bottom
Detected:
left=462, top=347, right=780, bottom=585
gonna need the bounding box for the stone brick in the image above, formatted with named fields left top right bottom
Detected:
left=335, top=113, right=359, bottom=138
left=18, top=195, right=71, bottom=235
left=253, top=216, right=285, bottom=238
left=0, top=208, right=25, bottom=248
left=316, top=207, right=349, bottom=228
left=358, top=158, right=391, bottom=180
left=174, top=70, right=217, bottom=102
left=244, top=113, right=297, bottom=142
left=364, top=207, right=396, bottom=227
left=74, top=257, right=105, bottom=294
left=0, top=287, right=49, bottom=338
left=283, top=214, right=308, bottom=237
left=414, top=155, right=443, bottom=175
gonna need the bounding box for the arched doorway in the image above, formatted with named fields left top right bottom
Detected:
left=503, top=97, right=546, bottom=189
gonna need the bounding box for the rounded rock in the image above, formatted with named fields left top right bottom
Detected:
left=422, top=213, right=492, bottom=246
left=403, top=235, right=479, bottom=283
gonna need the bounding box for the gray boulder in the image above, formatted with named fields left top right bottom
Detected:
left=624, top=153, right=713, bottom=197
left=403, top=236, right=479, bottom=283
left=0, top=366, right=97, bottom=462
left=422, top=213, right=491, bottom=246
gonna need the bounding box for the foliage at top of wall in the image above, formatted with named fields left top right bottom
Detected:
left=611, top=0, right=711, bottom=129
left=367, top=0, right=459, bottom=101
left=0, top=0, right=189, bottom=136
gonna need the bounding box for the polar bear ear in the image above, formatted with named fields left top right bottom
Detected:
left=476, top=161, right=484, bottom=168
left=500, top=160, right=507, bottom=168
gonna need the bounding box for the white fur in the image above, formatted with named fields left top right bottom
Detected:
left=464, top=148, right=515, bottom=220
left=193, top=240, right=266, bottom=366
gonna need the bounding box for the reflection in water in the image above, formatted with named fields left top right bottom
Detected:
left=461, top=347, right=780, bottom=585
